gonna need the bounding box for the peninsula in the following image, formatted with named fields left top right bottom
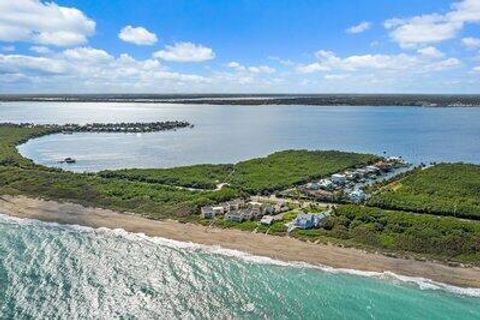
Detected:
left=1, top=122, right=480, bottom=288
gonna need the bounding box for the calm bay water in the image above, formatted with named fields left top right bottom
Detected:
left=0, top=102, right=477, bottom=171
left=2, top=102, right=480, bottom=318
left=1, top=214, right=479, bottom=319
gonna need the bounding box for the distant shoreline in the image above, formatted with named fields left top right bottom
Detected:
left=1, top=94, right=480, bottom=107
left=2, top=195, right=480, bottom=289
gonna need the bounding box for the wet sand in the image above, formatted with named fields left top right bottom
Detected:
left=1, top=195, right=480, bottom=288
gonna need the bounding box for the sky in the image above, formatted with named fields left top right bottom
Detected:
left=0, top=0, right=479, bottom=94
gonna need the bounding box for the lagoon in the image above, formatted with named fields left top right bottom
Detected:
left=0, top=102, right=479, bottom=172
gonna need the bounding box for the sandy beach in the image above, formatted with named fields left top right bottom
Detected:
left=1, top=194, right=480, bottom=289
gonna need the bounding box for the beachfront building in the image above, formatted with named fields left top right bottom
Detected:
left=228, top=199, right=245, bottom=211
left=331, top=174, right=347, bottom=185
left=319, top=179, right=334, bottom=190
left=225, top=210, right=245, bottom=222
left=292, top=211, right=331, bottom=229
left=212, top=206, right=225, bottom=216
left=201, top=206, right=215, bottom=219
left=349, top=189, right=366, bottom=203
left=292, top=213, right=317, bottom=229
left=261, top=215, right=274, bottom=226
left=305, top=182, right=321, bottom=190
left=366, top=165, right=380, bottom=175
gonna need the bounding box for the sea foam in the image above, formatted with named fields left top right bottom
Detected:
left=1, top=213, right=480, bottom=298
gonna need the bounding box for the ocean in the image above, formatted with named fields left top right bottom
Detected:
left=2, top=101, right=480, bottom=319
left=1, top=214, right=479, bottom=319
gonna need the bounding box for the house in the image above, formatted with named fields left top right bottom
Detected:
left=212, top=206, right=225, bottom=216
left=349, top=189, right=366, bottom=203
left=305, top=182, right=321, bottom=190
left=314, top=211, right=332, bottom=226
left=261, top=215, right=274, bottom=226
left=319, top=179, right=334, bottom=190
left=331, top=174, right=347, bottom=185
left=274, top=203, right=289, bottom=213
left=354, top=168, right=368, bottom=177
left=201, top=206, right=214, bottom=219
left=225, top=210, right=245, bottom=222
left=292, top=213, right=317, bottom=229
left=248, top=201, right=263, bottom=209
left=366, top=165, right=380, bottom=175
left=228, top=199, right=245, bottom=211
left=345, top=171, right=359, bottom=181
left=264, top=206, right=275, bottom=215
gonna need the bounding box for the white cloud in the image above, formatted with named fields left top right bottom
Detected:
left=0, top=53, right=67, bottom=74
left=297, top=49, right=460, bottom=74
left=417, top=46, right=445, bottom=58
left=473, top=66, right=480, bottom=72
left=0, top=0, right=95, bottom=46
left=346, top=21, right=371, bottom=34
left=227, top=61, right=243, bottom=69
left=118, top=25, right=158, bottom=45
left=324, top=74, right=350, bottom=80
left=462, top=37, right=480, bottom=48
left=226, top=61, right=275, bottom=74
left=385, top=0, right=480, bottom=47
left=153, top=42, right=215, bottom=62
left=0, top=47, right=211, bottom=92
left=248, top=66, right=276, bottom=74
left=30, top=46, right=52, bottom=54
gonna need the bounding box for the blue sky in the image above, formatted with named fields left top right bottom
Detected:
left=0, top=0, right=479, bottom=93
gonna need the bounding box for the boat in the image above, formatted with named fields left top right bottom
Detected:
left=64, top=157, right=76, bottom=164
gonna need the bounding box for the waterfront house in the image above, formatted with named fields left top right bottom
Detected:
left=314, top=211, right=332, bottom=226
left=306, top=182, right=321, bottom=190
left=292, top=213, right=317, bottom=229
left=331, top=174, right=347, bottom=185
left=261, top=215, right=274, bottom=226
left=228, top=199, right=245, bottom=211
left=201, top=206, right=214, bottom=219
left=349, top=189, right=366, bottom=203
left=354, top=168, right=368, bottom=178
left=319, top=179, right=334, bottom=190
left=212, top=206, right=225, bottom=216
left=274, top=203, right=289, bottom=213
left=225, top=210, right=244, bottom=222
left=345, top=171, right=359, bottom=181
left=366, top=165, right=380, bottom=175
left=248, top=201, right=263, bottom=209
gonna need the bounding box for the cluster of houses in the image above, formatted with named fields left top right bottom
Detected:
left=301, top=157, right=407, bottom=203
left=201, top=198, right=290, bottom=224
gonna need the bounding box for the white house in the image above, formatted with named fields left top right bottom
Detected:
left=212, top=206, right=225, bottom=215
left=319, top=179, right=334, bottom=190
left=261, top=215, right=274, bottom=226
left=349, top=189, right=366, bottom=203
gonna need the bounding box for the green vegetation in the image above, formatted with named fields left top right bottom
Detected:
left=100, top=164, right=233, bottom=190
left=0, top=124, right=56, bottom=167
left=99, top=150, right=377, bottom=193
left=228, top=150, right=378, bottom=193
left=294, top=205, right=480, bottom=265
left=368, top=164, right=480, bottom=219
left=0, top=166, right=239, bottom=219
left=0, top=124, right=375, bottom=220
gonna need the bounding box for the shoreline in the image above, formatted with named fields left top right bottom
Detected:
left=2, top=195, right=480, bottom=289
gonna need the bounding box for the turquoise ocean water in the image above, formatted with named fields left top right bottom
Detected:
left=0, top=214, right=479, bottom=319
